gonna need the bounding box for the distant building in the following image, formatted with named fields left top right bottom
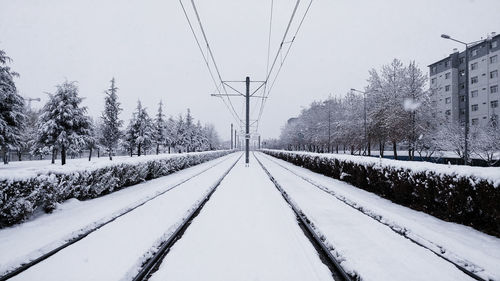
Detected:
left=429, top=32, right=500, bottom=127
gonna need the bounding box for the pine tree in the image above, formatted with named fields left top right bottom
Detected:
left=0, top=49, right=25, bottom=164
left=36, top=81, right=92, bottom=165
left=100, top=78, right=123, bottom=160
left=154, top=100, right=166, bottom=155
left=125, top=101, right=153, bottom=157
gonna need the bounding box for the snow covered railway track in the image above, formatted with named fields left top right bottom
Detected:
left=131, top=154, right=242, bottom=281
left=254, top=152, right=352, bottom=281
left=258, top=153, right=487, bottom=281
left=0, top=154, right=237, bottom=281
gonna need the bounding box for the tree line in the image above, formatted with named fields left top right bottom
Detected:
left=0, top=49, right=220, bottom=165
left=272, top=59, right=500, bottom=165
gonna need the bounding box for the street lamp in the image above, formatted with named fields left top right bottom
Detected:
left=440, top=34, right=485, bottom=164
left=350, top=88, right=369, bottom=156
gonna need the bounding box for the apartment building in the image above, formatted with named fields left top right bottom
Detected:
left=429, top=32, right=500, bottom=127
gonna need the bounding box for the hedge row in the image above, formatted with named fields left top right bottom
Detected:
left=262, top=150, right=500, bottom=237
left=0, top=151, right=231, bottom=227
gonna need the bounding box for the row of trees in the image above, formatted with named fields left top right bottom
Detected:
left=275, top=59, right=500, bottom=165
left=0, top=49, right=221, bottom=165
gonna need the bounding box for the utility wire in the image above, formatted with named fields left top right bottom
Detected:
left=256, top=0, right=313, bottom=131
left=189, top=0, right=242, bottom=125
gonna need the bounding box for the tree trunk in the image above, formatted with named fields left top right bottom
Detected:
left=392, top=141, right=397, bottom=160
left=2, top=145, right=8, bottom=164
left=61, top=144, right=66, bottom=165
left=88, top=147, right=92, bottom=161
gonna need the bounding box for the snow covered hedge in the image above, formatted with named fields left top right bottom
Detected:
left=0, top=151, right=231, bottom=227
left=262, top=150, right=500, bottom=237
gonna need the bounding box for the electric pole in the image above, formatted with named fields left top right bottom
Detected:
left=231, top=123, right=233, bottom=150
left=245, top=76, right=250, bottom=165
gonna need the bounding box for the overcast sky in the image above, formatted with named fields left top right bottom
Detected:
left=1, top=0, right=499, bottom=140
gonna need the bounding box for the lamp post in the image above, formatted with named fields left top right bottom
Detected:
left=350, top=88, right=369, bottom=155
left=440, top=34, right=485, bottom=164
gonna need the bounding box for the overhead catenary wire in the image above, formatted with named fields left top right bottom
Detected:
left=256, top=0, right=313, bottom=132
left=179, top=0, right=243, bottom=127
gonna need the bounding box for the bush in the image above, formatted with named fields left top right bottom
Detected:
left=262, top=150, right=500, bottom=237
left=0, top=151, right=231, bottom=227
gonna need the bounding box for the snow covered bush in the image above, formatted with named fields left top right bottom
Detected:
left=262, top=149, right=500, bottom=237
left=0, top=150, right=231, bottom=227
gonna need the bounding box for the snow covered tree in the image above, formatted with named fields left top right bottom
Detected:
left=0, top=49, right=25, bottom=164
left=36, top=81, right=92, bottom=165
left=153, top=100, right=167, bottom=154
left=124, top=101, right=153, bottom=156
left=99, top=78, right=123, bottom=160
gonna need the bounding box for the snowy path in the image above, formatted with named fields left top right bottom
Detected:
left=149, top=154, right=336, bottom=281
left=258, top=152, right=500, bottom=280
left=4, top=153, right=240, bottom=281
left=255, top=152, right=475, bottom=281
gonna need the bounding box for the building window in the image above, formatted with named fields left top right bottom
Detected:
left=460, top=95, right=465, bottom=102
left=491, top=85, right=499, bottom=94
left=491, top=55, right=498, bottom=64
left=471, top=76, right=479, bottom=84
left=492, top=41, right=498, bottom=48
left=445, top=72, right=451, bottom=79
left=471, top=90, right=479, bottom=97
left=445, top=97, right=451, bottom=104
left=471, top=62, right=478, bottom=70
left=491, top=70, right=498, bottom=79
left=445, top=85, right=451, bottom=92
left=472, top=49, right=478, bottom=56
left=492, top=100, right=499, bottom=108
left=472, top=118, right=479, bottom=125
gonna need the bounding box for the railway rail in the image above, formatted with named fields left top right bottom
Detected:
left=132, top=154, right=241, bottom=281
left=254, top=152, right=352, bottom=281
left=0, top=153, right=237, bottom=281
left=257, top=152, right=486, bottom=281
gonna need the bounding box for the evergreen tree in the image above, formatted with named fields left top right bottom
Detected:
left=100, top=78, right=123, bottom=160
left=125, top=101, right=153, bottom=156
left=36, top=81, right=92, bottom=165
left=0, top=49, right=25, bottom=164
left=154, top=100, right=167, bottom=154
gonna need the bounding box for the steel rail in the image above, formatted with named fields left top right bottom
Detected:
left=258, top=152, right=486, bottom=281
left=132, top=154, right=242, bottom=281
left=253, top=152, right=352, bottom=281
left=0, top=153, right=235, bottom=281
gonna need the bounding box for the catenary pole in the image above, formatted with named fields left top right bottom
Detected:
left=246, top=76, right=250, bottom=165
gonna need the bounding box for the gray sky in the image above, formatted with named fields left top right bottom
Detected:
left=1, top=0, right=499, bottom=139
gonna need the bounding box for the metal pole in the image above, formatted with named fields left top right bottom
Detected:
left=231, top=123, right=233, bottom=150
left=364, top=92, right=367, bottom=155
left=245, top=76, right=250, bottom=165
left=464, top=44, right=470, bottom=164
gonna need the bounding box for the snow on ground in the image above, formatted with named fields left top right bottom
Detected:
left=256, top=152, right=474, bottom=281
left=263, top=149, right=500, bottom=187
left=0, top=151, right=220, bottom=180
left=0, top=153, right=238, bottom=278
left=149, top=154, right=335, bottom=281
left=260, top=152, right=500, bottom=280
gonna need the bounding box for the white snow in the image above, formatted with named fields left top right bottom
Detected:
left=149, top=154, right=335, bottom=281
left=256, top=152, right=475, bottom=281
left=0, top=151, right=221, bottom=180
left=259, top=152, right=500, bottom=280
left=0, top=153, right=237, bottom=278
left=262, top=149, right=500, bottom=187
